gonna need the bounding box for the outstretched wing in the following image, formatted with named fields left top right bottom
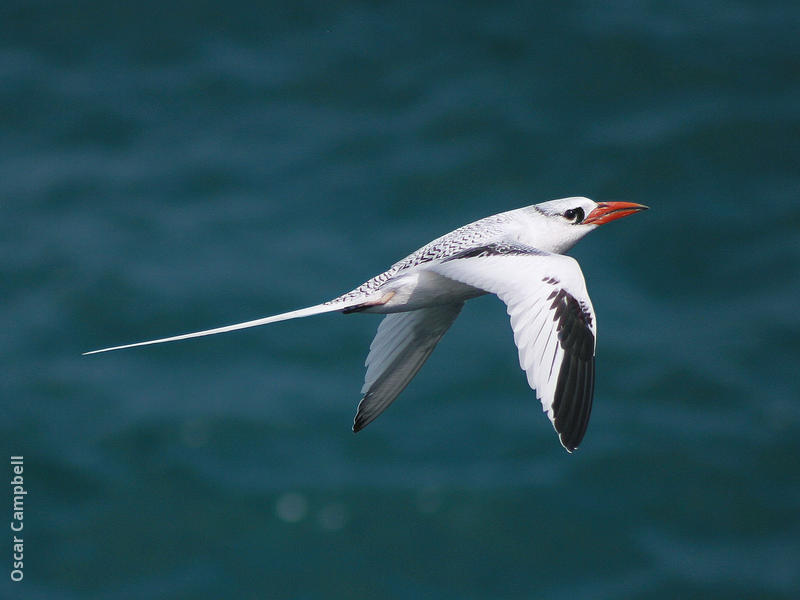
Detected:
left=429, top=243, right=597, bottom=452
left=354, top=303, right=463, bottom=432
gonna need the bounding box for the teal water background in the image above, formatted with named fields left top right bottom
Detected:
left=2, top=2, right=799, bottom=598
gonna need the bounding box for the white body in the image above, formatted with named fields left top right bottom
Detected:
left=85, top=197, right=647, bottom=452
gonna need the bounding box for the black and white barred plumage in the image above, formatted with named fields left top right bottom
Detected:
left=325, top=212, right=513, bottom=306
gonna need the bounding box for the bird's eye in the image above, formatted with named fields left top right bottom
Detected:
left=564, top=207, right=585, bottom=223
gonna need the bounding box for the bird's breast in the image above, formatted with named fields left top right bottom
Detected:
left=362, top=269, right=484, bottom=313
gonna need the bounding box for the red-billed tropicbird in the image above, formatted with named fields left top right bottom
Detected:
left=85, top=197, right=647, bottom=451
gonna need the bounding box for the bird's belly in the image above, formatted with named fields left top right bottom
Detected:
left=364, top=270, right=484, bottom=313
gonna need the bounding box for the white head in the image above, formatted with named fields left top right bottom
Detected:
left=519, top=196, right=648, bottom=254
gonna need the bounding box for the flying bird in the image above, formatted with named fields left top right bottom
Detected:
left=85, top=197, right=647, bottom=451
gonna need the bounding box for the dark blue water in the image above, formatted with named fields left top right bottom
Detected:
left=3, top=2, right=799, bottom=598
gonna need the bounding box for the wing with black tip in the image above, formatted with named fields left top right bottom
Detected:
left=353, top=303, right=463, bottom=432
left=430, top=244, right=597, bottom=452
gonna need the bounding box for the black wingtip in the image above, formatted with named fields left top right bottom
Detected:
left=550, top=289, right=596, bottom=452
left=560, top=437, right=576, bottom=453
left=352, top=396, right=370, bottom=432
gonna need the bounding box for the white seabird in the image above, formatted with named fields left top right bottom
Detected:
left=85, top=197, right=648, bottom=451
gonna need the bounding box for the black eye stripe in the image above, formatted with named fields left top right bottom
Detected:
left=564, top=208, right=585, bottom=223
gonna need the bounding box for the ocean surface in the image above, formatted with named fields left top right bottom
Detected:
left=2, top=2, right=799, bottom=598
